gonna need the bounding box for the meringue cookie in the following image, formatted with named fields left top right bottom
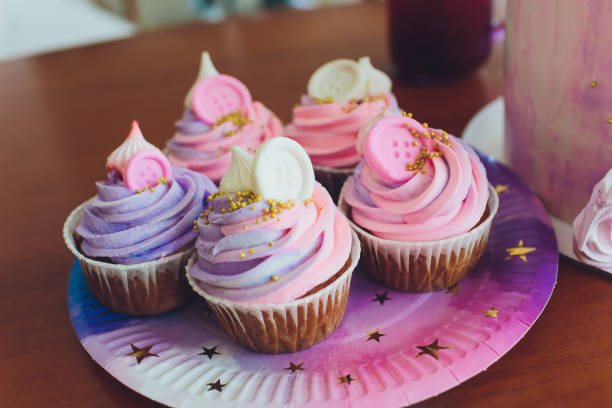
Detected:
left=572, top=168, right=612, bottom=272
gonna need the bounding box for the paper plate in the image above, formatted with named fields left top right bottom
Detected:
left=68, top=155, right=558, bottom=407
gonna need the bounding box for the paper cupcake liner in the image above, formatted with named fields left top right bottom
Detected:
left=186, top=230, right=361, bottom=354
left=339, top=182, right=499, bottom=292
left=63, top=201, right=194, bottom=316
left=313, top=164, right=355, bottom=203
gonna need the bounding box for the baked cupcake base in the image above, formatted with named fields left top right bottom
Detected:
left=313, top=164, right=354, bottom=202
left=64, top=201, right=194, bottom=316
left=339, top=183, right=499, bottom=292
left=186, top=230, right=361, bottom=354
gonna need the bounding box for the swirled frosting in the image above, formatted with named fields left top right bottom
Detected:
left=167, top=102, right=282, bottom=182
left=76, top=167, right=217, bottom=264
left=343, top=116, right=489, bottom=242
left=284, top=94, right=398, bottom=168
left=188, top=183, right=352, bottom=304
left=572, top=168, right=612, bottom=272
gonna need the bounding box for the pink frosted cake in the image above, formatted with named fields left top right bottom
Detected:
left=505, top=0, right=612, bottom=224
left=285, top=57, right=399, bottom=199
left=166, top=52, right=282, bottom=183
left=340, top=114, right=498, bottom=292
left=186, top=137, right=361, bottom=353
left=63, top=121, right=217, bottom=315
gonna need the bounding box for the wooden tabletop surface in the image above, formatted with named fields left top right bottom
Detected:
left=1, top=2, right=610, bottom=407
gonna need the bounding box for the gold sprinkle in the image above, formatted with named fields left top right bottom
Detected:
left=200, top=213, right=205, bottom=218
left=136, top=189, right=141, bottom=193
left=407, top=112, right=413, bottom=117
left=271, top=275, right=279, bottom=281
left=413, top=141, right=418, bottom=146
left=256, top=219, right=262, bottom=224
left=249, top=248, right=255, bottom=254
left=401, top=111, right=407, bottom=116
left=250, top=205, right=256, bottom=210
left=591, top=81, right=598, bottom=88
left=193, top=225, right=198, bottom=230
left=221, top=208, right=226, bottom=213
left=263, top=216, right=269, bottom=221
left=204, top=220, right=209, bottom=225
left=268, top=242, right=274, bottom=247
left=243, top=225, right=248, bottom=230
left=608, top=118, right=612, bottom=124
left=239, top=252, right=246, bottom=258
left=423, top=122, right=429, bottom=128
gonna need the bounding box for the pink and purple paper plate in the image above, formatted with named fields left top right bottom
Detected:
left=68, top=153, right=558, bottom=407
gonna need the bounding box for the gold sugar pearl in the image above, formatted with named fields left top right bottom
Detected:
left=249, top=248, right=255, bottom=254
left=268, top=242, right=274, bottom=247
left=239, top=252, right=246, bottom=258
left=591, top=81, right=598, bottom=88
left=271, top=275, right=279, bottom=281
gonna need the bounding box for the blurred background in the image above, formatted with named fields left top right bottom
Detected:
left=0, top=0, right=366, bottom=61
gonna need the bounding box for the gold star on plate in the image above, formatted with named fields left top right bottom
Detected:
left=445, top=284, right=461, bottom=295
left=338, top=374, right=356, bottom=385
left=126, top=343, right=159, bottom=364
left=415, top=338, right=450, bottom=360
left=198, top=345, right=221, bottom=359
left=505, top=239, right=536, bottom=262
left=285, top=362, right=305, bottom=373
left=495, top=184, right=509, bottom=194
left=366, top=328, right=386, bottom=342
left=206, top=379, right=227, bottom=392
left=372, top=291, right=391, bottom=305
left=483, top=307, right=501, bottom=319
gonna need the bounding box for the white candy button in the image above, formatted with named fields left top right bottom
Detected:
left=307, top=59, right=367, bottom=102
left=252, top=137, right=315, bottom=202
left=359, top=57, right=392, bottom=96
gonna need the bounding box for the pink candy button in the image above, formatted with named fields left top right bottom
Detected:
left=364, top=116, right=428, bottom=184
left=191, top=74, right=252, bottom=124
left=123, top=150, right=173, bottom=192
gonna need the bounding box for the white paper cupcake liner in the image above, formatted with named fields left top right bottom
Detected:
left=339, top=182, right=499, bottom=292
left=313, top=164, right=355, bottom=202
left=186, top=230, right=361, bottom=354
left=63, top=201, right=195, bottom=316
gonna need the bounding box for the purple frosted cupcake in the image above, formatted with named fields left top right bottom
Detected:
left=63, top=121, right=217, bottom=315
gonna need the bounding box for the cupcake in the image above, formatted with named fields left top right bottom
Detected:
left=285, top=57, right=399, bottom=200
left=166, top=52, right=283, bottom=183
left=63, top=121, right=217, bottom=315
left=187, top=137, right=360, bottom=353
left=340, top=114, right=498, bottom=292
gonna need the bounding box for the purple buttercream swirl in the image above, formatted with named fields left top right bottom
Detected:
left=75, top=166, right=217, bottom=264
left=174, top=109, right=211, bottom=135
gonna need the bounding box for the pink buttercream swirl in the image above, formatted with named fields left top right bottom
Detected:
left=284, top=94, right=398, bottom=168
left=188, top=183, right=352, bottom=304
left=572, top=169, right=612, bottom=272
left=343, top=117, right=489, bottom=242
left=167, top=102, right=282, bottom=183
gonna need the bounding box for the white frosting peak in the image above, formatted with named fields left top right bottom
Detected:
left=219, top=147, right=255, bottom=193
left=106, top=121, right=159, bottom=172
left=184, top=51, right=219, bottom=109
left=359, top=56, right=392, bottom=96
left=572, top=168, right=612, bottom=273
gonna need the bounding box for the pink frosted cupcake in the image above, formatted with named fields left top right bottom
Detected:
left=285, top=57, right=399, bottom=200
left=186, top=137, right=360, bottom=353
left=340, top=114, right=498, bottom=292
left=64, top=121, right=217, bottom=315
left=166, top=52, right=283, bottom=183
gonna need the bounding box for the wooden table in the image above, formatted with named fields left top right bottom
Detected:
left=1, top=2, right=610, bottom=407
